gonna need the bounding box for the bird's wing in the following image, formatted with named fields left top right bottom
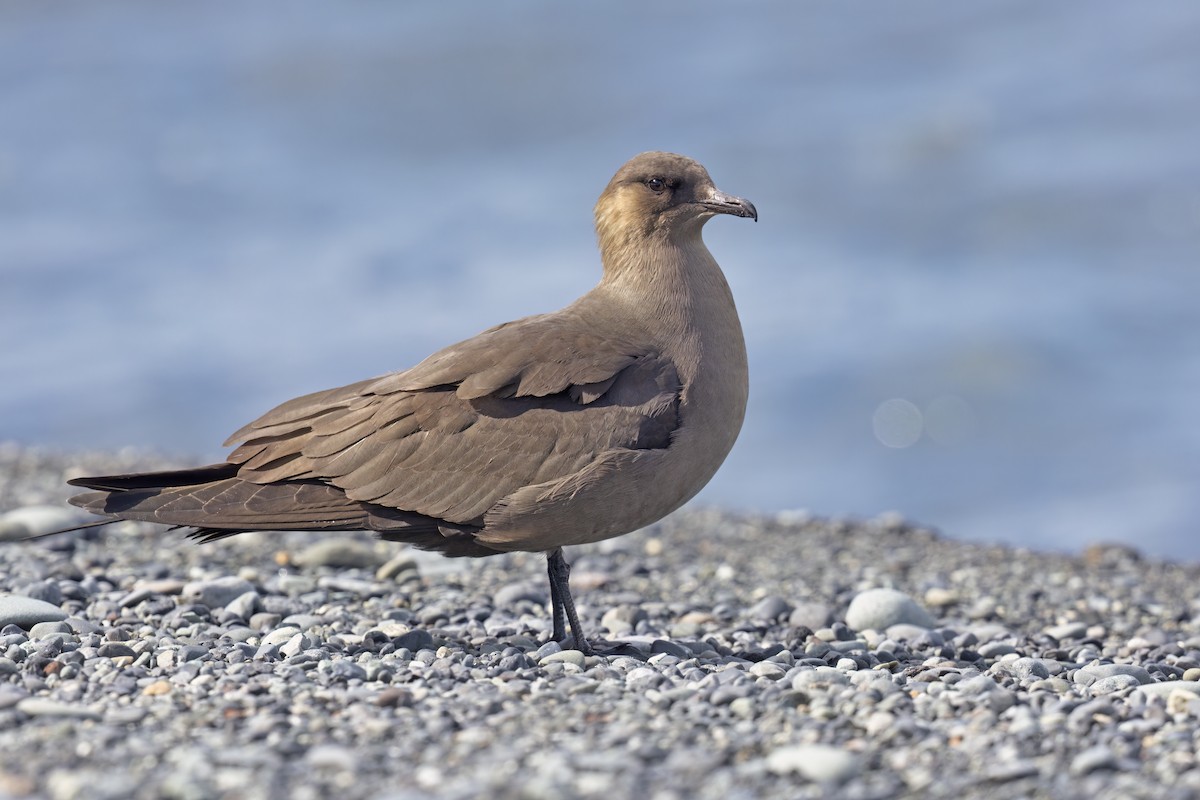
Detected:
left=372, top=309, right=649, bottom=401
left=224, top=314, right=681, bottom=526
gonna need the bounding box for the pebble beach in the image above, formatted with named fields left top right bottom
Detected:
left=1, top=444, right=1199, bottom=799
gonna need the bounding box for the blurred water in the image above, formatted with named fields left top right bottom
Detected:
left=2, top=1, right=1198, bottom=557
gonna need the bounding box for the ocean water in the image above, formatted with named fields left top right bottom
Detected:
left=2, top=1, right=1198, bottom=557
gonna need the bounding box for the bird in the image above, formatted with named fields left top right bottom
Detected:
left=62, top=151, right=756, bottom=655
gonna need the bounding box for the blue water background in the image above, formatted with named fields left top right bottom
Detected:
left=2, top=2, right=1198, bottom=557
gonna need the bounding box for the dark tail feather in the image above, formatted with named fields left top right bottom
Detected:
left=67, top=463, right=238, bottom=492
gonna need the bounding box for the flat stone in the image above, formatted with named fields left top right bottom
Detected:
left=923, top=587, right=960, bottom=608
left=765, top=744, right=861, bottom=783
left=317, top=576, right=387, bottom=596
left=746, top=595, right=792, bottom=622
left=493, top=582, right=546, bottom=607
left=1045, top=622, right=1088, bottom=641
left=540, top=649, right=586, bottom=667
left=0, top=595, right=68, bottom=629
left=977, top=642, right=1019, bottom=658
left=29, top=620, right=73, bottom=638
left=1070, top=745, right=1118, bottom=775
left=1074, top=663, right=1153, bottom=686
left=376, top=554, right=420, bottom=581
left=183, top=577, right=256, bottom=609
left=96, top=642, right=137, bottom=659
left=261, top=627, right=304, bottom=647
left=293, top=539, right=387, bottom=569
left=1135, top=680, right=1200, bottom=699
left=1090, top=674, right=1142, bottom=694
left=16, top=697, right=102, bottom=720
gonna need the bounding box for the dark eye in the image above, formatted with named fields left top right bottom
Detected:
left=646, top=177, right=666, bottom=193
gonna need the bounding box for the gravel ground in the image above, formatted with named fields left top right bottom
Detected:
left=1, top=444, right=1200, bottom=799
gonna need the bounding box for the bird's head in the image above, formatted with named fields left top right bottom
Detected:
left=594, top=152, right=756, bottom=254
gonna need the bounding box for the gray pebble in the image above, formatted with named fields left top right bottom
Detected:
left=1045, top=622, right=1088, bottom=641
left=0, top=505, right=88, bottom=540
left=225, top=591, right=262, bottom=620
left=885, top=623, right=933, bottom=642
left=29, top=620, right=73, bottom=638
left=1070, top=745, right=1118, bottom=775
left=540, top=650, right=585, bottom=668
left=765, top=744, right=861, bottom=783
left=493, top=582, right=546, bottom=607
left=248, top=612, right=282, bottom=631
left=1074, top=663, right=1153, bottom=686
left=395, top=629, right=434, bottom=652
left=16, top=697, right=102, bottom=720
left=0, top=594, right=67, bottom=629
left=97, top=642, right=137, bottom=659
left=848, top=588, right=935, bottom=631
left=318, top=575, right=387, bottom=595
left=183, top=576, right=256, bottom=609
left=376, top=554, right=420, bottom=581
left=260, top=627, right=303, bottom=647
left=977, top=641, right=1019, bottom=658
left=1136, top=680, right=1200, bottom=699
left=278, top=633, right=310, bottom=658
left=293, top=539, right=387, bottom=569
left=788, top=602, right=833, bottom=630
left=600, top=605, right=647, bottom=635
left=1090, top=674, right=1142, bottom=694
left=747, top=595, right=792, bottom=622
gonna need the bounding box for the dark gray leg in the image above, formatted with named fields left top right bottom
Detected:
left=546, top=548, right=592, bottom=656
left=548, top=552, right=566, bottom=643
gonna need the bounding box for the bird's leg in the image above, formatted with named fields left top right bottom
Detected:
left=548, top=551, right=567, bottom=643
left=546, top=548, right=592, bottom=656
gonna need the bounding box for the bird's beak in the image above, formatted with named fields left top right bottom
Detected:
left=700, top=189, right=758, bottom=222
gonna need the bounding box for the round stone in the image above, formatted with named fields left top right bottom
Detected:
left=0, top=595, right=68, bottom=629
left=845, top=588, right=935, bottom=632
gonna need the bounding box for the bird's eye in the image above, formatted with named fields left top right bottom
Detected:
left=646, top=177, right=667, bottom=193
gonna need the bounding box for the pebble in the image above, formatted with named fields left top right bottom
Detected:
left=788, top=602, right=833, bottom=630
left=225, top=591, right=262, bottom=619
left=376, top=554, right=420, bottom=581
left=1070, top=745, right=1118, bottom=775
left=260, top=627, right=303, bottom=647
left=0, top=505, right=88, bottom=540
left=539, top=650, right=585, bottom=668
left=765, top=744, right=861, bottom=783
left=293, top=539, right=387, bottom=569
left=1045, top=622, right=1088, bottom=641
left=1073, top=663, right=1153, bottom=686
left=29, top=620, right=72, bottom=638
left=845, top=588, right=935, bottom=631
left=1134, top=680, right=1200, bottom=699
left=182, top=577, right=256, bottom=609
left=746, top=595, right=792, bottom=622
left=0, top=594, right=68, bottom=628
left=16, top=697, right=102, bottom=720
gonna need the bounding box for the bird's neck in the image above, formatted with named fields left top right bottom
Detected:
left=599, top=231, right=734, bottom=331
left=596, top=231, right=746, bottom=396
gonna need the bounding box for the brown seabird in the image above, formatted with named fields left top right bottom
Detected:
left=64, top=151, right=757, bottom=654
